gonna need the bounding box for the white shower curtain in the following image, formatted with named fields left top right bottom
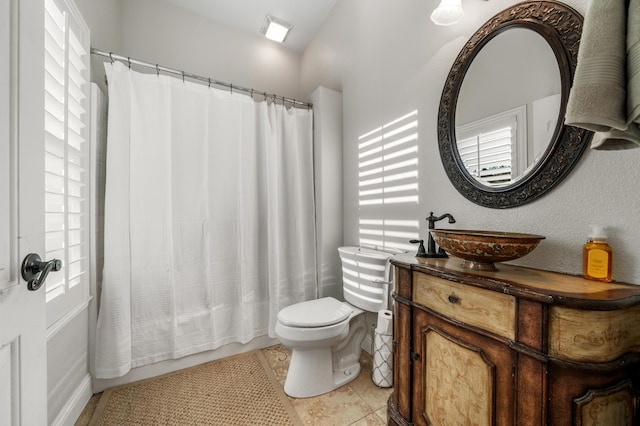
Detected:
left=95, top=62, right=317, bottom=379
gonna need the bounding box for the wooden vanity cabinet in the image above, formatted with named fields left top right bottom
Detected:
left=387, top=254, right=640, bottom=426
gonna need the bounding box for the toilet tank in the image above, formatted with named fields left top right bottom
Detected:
left=338, top=246, right=393, bottom=312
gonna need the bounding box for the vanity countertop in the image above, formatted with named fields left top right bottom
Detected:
left=391, top=252, right=640, bottom=309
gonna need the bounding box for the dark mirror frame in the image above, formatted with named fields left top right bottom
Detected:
left=437, top=1, right=592, bottom=209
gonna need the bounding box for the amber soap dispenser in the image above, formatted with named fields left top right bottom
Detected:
left=583, top=225, right=612, bottom=283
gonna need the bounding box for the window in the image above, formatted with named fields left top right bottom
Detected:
left=44, top=0, right=90, bottom=327
left=456, top=106, right=526, bottom=187
left=358, top=111, right=420, bottom=253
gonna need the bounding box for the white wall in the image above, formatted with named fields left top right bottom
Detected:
left=47, top=306, right=92, bottom=425
left=74, top=0, right=121, bottom=51
left=75, top=0, right=121, bottom=91
left=311, top=87, right=344, bottom=300
left=117, top=0, right=302, bottom=101
left=301, top=0, right=640, bottom=285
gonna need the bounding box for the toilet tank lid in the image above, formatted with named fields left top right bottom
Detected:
left=278, top=297, right=353, bottom=328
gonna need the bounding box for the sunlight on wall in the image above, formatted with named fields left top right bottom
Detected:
left=358, top=110, right=420, bottom=253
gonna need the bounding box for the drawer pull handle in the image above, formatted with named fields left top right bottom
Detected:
left=448, top=294, right=458, bottom=304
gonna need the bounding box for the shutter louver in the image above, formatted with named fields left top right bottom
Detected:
left=458, top=127, right=513, bottom=185
left=43, top=0, right=90, bottom=325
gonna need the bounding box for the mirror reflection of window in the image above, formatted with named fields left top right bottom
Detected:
left=455, top=28, right=560, bottom=186
left=456, top=106, right=526, bottom=187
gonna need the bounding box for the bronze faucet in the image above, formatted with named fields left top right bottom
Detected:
left=425, top=212, right=456, bottom=258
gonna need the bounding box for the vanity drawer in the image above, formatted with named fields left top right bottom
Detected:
left=548, top=305, right=640, bottom=363
left=413, top=272, right=516, bottom=339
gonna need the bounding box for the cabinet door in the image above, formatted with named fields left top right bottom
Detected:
left=412, top=309, right=516, bottom=426
left=573, top=379, right=638, bottom=425
left=547, top=365, right=640, bottom=426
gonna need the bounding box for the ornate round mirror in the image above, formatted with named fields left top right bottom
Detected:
left=437, top=1, right=592, bottom=208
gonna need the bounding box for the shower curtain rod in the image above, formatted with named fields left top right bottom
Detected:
left=90, top=48, right=313, bottom=109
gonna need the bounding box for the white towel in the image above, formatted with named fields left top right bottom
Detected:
left=565, top=0, right=640, bottom=150
left=626, top=0, right=640, bottom=124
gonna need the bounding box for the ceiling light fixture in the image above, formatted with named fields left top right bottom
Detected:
left=430, top=0, right=464, bottom=26
left=261, top=15, right=292, bottom=43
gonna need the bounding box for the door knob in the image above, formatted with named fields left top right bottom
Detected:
left=21, top=253, right=62, bottom=291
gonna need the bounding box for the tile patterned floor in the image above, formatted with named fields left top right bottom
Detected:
left=76, top=345, right=392, bottom=425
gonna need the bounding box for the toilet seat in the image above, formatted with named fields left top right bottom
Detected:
left=275, top=247, right=393, bottom=398
left=277, top=297, right=353, bottom=328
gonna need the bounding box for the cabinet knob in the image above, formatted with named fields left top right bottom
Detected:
left=448, top=294, right=458, bottom=304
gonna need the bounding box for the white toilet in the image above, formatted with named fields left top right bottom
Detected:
left=275, top=246, right=392, bottom=398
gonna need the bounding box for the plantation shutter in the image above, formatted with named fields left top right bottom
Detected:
left=44, top=0, right=90, bottom=326
left=457, top=126, right=513, bottom=185
left=456, top=107, right=525, bottom=187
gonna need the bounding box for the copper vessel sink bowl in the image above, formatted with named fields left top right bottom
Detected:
left=430, top=229, right=545, bottom=271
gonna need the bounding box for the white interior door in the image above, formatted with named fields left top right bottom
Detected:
left=0, top=1, right=49, bottom=424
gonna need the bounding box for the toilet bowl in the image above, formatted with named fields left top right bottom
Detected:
left=275, top=246, right=392, bottom=398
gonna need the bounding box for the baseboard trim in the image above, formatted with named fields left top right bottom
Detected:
left=50, top=373, right=92, bottom=426
left=93, top=335, right=280, bottom=393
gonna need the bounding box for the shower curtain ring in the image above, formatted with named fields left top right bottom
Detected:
left=230, top=84, right=233, bottom=94
left=109, top=52, right=114, bottom=64
left=250, top=89, right=254, bottom=100
left=156, top=64, right=159, bottom=77
left=208, top=78, right=211, bottom=88
left=182, top=71, right=185, bottom=83
left=127, top=57, right=131, bottom=69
